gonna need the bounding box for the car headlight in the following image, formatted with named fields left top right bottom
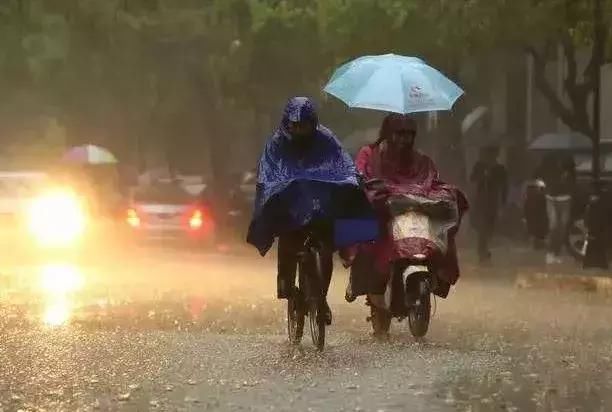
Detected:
left=28, top=189, right=86, bottom=247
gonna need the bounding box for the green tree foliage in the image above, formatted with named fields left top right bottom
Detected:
left=0, top=0, right=607, bottom=177
left=461, top=0, right=611, bottom=139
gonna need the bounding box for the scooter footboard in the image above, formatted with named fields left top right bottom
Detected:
left=369, top=264, right=430, bottom=314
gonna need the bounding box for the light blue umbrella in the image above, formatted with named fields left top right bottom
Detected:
left=324, top=54, right=464, bottom=114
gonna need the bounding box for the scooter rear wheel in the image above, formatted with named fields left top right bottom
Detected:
left=408, top=291, right=431, bottom=338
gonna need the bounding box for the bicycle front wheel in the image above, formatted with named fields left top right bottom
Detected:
left=308, top=249, right=326, bottom=351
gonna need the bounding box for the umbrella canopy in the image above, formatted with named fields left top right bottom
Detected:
left=63, top=145, right=118, bottom=165
left=323, top=54, right=464, bottom=114
left=528, top=132, right=592, bottom=151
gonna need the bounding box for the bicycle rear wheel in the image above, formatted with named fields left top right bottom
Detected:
left=308, top=299, right=325, bottom=351
left=287, top=290, right=305, bottom=345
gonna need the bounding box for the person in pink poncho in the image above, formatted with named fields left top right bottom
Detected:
left=343, top=113, right=469, bottom=300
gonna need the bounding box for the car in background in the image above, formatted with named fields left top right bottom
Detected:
left=0, top=171, right=91, bottom=257
left=125, top=179, right=216, bottom=247
left=0, top=171, right=48, bottom=248
left=0, top=171, right=48, bottom=223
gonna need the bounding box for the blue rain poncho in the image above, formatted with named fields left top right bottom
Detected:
left=247, top=97, right=376, bottom=255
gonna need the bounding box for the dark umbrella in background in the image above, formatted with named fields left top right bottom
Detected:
left=528, top=132, right=592, bottom=151
left=576, top=153, right=612, bottom=174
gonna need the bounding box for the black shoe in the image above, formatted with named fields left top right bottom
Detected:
left=345, top=284, right=356, bottom=303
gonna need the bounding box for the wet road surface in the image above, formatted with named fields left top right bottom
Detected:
left=0, top=246, right=611, bottom=411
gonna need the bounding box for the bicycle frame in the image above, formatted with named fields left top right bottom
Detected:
left=288, top=225, right=329, bottom=350
left=299, top=232, right=324, bottom=298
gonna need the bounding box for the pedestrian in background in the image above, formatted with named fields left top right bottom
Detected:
left=470, top=145, right=508, bottom=263
left=535, top=153, right=576, bottom=264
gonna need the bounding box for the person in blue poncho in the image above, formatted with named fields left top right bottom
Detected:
left=247, top=97, right=372, bottom=324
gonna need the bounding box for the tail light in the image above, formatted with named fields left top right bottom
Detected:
left=187, top=207, right=215, bottom=234
left=189, top=209, right=203, bottom=230
left=127, top=208, right=140, bottom=228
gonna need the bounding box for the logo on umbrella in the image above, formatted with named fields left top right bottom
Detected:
left=409, top=85, right=425, bottom=99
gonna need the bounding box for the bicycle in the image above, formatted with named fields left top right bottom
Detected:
left=287, top=227, right=327, bottom=351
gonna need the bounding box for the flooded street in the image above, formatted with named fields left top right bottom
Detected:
left=0, top=246, right=610, bottom=411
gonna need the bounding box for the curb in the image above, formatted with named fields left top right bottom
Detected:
left=515, top=271, right=612, bottom=295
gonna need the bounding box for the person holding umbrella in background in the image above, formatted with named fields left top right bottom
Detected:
left=534, top=152, right=576, bottom=264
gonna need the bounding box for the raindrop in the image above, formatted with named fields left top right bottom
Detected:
left=184, top=396, right=200, bottom=404
left=46, top=389, right=63, bottom=397
left=128, top=383, right=141, bottom=391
